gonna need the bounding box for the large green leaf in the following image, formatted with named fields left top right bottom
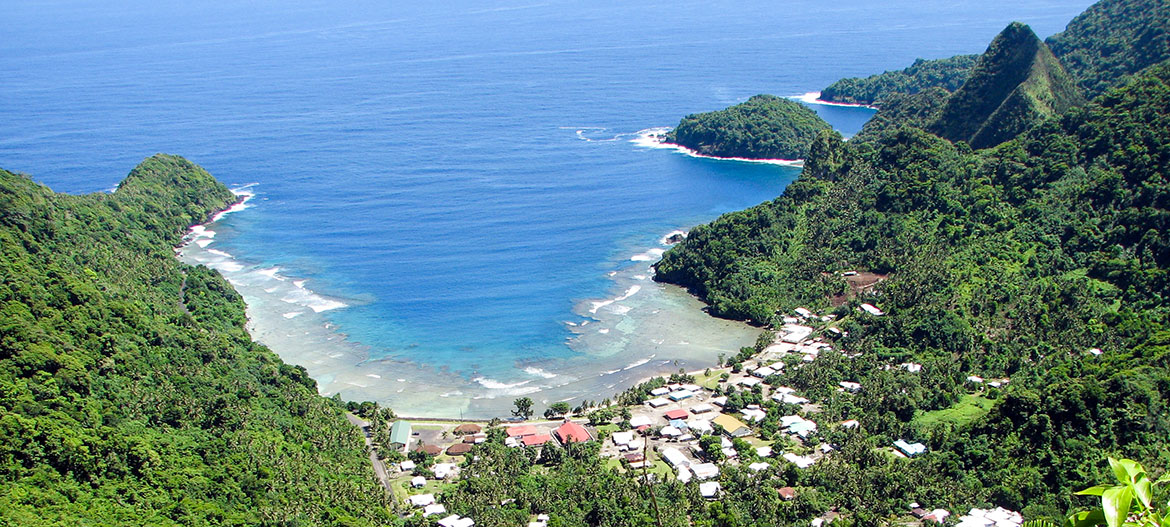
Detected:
left=1079, top=486, right=1113, bottom=497
left=1102, top=486, right=1133, bottom=527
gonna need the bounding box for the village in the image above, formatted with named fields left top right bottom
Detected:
left=361, top=302, right=1021, bottom=527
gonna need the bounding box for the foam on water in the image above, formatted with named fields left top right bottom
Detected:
left=790, top=91, right=878, bottom=109
left=632, top=128, right=805, bottom=167
left=523, top=366, right=558, bottom=379
left=588, top=284, right=642, bottom=314
left=630, top=248, right=665, bottom=262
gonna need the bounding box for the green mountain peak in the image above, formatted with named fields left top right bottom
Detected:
left=929, top=22, right=1085, bottom=149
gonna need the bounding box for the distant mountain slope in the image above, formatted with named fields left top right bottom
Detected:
left=1047, top=0, right=1170, bottom=98
left=0, top=155, right=393, bottom=526
left=820, top=54, right=980, bottom=105
left=929, top=22, right=1085, bottom=149
left=655, top=60, right=1170, bottom=516
left=664, top=94, right=832, bottom=160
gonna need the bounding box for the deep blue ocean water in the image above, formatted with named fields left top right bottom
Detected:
left=1, top=0, right=1094, bottom=417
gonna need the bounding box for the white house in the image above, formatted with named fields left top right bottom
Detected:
left=894, top=439, right=927, bottom=457
left=409, top=494, right=436, bottom=507
left=699, top=481, right=721, bottom=499
left=859, top=303, right=885, bottom=316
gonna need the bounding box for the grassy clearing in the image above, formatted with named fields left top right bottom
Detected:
left=913, top=394, right=994, bottom=430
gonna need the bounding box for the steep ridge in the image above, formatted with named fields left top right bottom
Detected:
left=820, top=54, right=980, bottom=106
left=0, top=155, right=393, bottom=526
left=928, top=22, right=1085, bottom=149
left=1047, top=0, right=1170, bottom=98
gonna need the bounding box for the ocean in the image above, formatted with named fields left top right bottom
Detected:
left=1, top=0, right=1094, bottom=418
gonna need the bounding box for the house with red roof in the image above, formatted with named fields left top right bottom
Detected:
left=554, top=420, right=592, bottom=445
left=506, top=425, right=539, bottom=438
left=522, top=433, right=553, bottom=447
left=663, top=409, right=689, bottom=421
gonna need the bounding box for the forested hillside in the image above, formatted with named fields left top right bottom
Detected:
left=1046, top=0, right=1170, bottom=97
left=664, top=95, right=831, bottom=160
left=0, top=155, right=393, bottom=526
left=927, top=23, right=1084, bottom=149
left=654, top=46, right=1170, bottom=524
left=819, top=54, right=979, bottom=106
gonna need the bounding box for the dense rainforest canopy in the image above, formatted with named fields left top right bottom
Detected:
left=3, top=0, right=1169, bottom=525
left=819, top=54, right=979, bottom=106
left=653, top=9, right=1170, bottom=525
left=663, top=95, right=831, bottom=160
left=0, top=155, right=394, bottom=526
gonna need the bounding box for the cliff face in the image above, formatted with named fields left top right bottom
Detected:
left=929, top=22, right=1085, bottom=149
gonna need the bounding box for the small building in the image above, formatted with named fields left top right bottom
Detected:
left=967, top=375, right=984, bottom=384
left=691, top=463, right=719, bottom=480
left=411, top=475, right=426, bottom=488
left=664, top=409, right=689, bottom=421
left=659, top=425, right=683, bottom=438
left=400, top=460, right=417, bottom=471
left=795, top=307, right=814, bottom=319
left=756, top=446, right=773, bottom=458
left=415, top=444, right=442, bottom=456
left=668, top=390, right=696, bottom=402
left=838, top=381, right=861, bottom=393
left=752, top=366, right=777, bottom=378
left=690, top=404, right=715, bottom=414
left=554, top=420, right=592, bottom=444
left=433, top=463, right=459, bottom=479
left=778, top=487, right=797, bottom=500
left=859, top=303, right=885, bottom=316
left=741, top=408, right=767, bottom=422
left=901, top=362, right=923, bottom=373
left=687, top=419, right=714, bottom=435
left=840, top=419, right=860, bottom=429
left=522, top=434, right=553, bottom=447
left=611, top=431, right=635, bottom=447
left=783, top=452, right=815, bottom=469
left=423, top=504, right=447, bottom=517
left=748, top=462, right=771, bottom=472
left=453, top=423, right=482, bottom=435
left=390, top=420, right=412, bottom=450
left=446, top=443, right=473, bottom=456
left=507, top=425, right=539, bottom=438
left=647, top=398, right=670, bottom=408
left=624, top=452, right=648, bottom=468
left=737, top=377, right=761, bottom=388
left=650, top=387, right=671, bottom=396
left=709, top=396, right=728, bottom=407
left=629, top=415, right=654, bottom=430
left=922, top=509, right=951, bottom=524
left=409, top=494, right=436, bottom=507
left=699, top=481, right=721, bottom=499
left=660, top=447, right=688, bottom=468
left=712, top=414, right=752, bottom=437
left=894, top=439, right=927, bottom=457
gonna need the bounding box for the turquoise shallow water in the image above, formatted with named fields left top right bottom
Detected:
left=1, top=0, right=1093, bottom=417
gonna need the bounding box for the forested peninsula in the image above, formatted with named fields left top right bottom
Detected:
left=663, top=95, right=831, bottom=160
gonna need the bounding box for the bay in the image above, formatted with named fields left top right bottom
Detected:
left=0, top=0, right=1093, bottom=417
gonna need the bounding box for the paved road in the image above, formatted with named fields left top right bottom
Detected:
left=346, top=413, right=393, bottom=493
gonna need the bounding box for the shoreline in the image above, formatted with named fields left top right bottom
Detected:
left=177, top=189, right=762, bottom=419
left=631, top=127, right=805, bottom=167
left=789, top=91, right=879, bottom=110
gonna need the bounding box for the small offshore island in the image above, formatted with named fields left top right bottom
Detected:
left=2, top=0, right=1169, bottom=526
